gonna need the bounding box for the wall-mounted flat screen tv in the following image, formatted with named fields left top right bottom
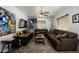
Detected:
left=19, top=19, right=27, bottom=28
left=0, top=7, right=16, bottom=36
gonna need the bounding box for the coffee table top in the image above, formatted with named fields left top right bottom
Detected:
left=36, top=34, right=45, bottom=39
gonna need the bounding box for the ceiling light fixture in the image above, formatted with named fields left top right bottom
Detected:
left=40, top=7, right=49, bottom=16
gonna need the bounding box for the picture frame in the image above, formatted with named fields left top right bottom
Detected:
left=72, top=14, right=79, bottom=23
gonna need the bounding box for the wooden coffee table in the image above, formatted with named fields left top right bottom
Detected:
left=35, top=34, right=45, bottom=44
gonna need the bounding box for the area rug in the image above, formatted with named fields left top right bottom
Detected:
left=11, top=37, right=79, bottom=53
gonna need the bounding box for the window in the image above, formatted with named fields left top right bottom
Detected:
left=37, top=21, right=46, bottom=29
left=57, top=14, right=69, bottom=30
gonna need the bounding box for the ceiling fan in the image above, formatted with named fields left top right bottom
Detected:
left=40, top=10, right=49, bottom=16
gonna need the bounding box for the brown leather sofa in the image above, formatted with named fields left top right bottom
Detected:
left=34, top=29, right=48, bottom=36
left=47, top=29, right=78, bottom=51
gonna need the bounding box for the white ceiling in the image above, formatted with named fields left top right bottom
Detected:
left=16, top=6, right=63, bottom=18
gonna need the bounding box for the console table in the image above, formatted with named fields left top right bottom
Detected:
left=11, top=32, right=33, bottom=49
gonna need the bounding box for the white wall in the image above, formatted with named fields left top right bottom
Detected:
left=37, top=17, right=53, bottom=31
left=53, top=6, right=79, bottom=38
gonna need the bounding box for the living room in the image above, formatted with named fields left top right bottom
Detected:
left=0, top=6, right=79, bottom=53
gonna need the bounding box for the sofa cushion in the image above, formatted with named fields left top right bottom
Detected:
left=67, top=32, right=77, bottom=38
left=48, top=33, right=56, bottom=38
left=62, top=33, right=68, bottom=38
left=53, top=29, right=64, bottom=35
left=56, top=34, right=62, bottom=38
left=48, top=33, right=60, bottom=41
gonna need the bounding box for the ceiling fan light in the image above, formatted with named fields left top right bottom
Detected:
left=39, top=9, right=49, bottom=16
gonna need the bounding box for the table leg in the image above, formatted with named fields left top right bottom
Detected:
left=1, top=44, right=5, bottom=53
left=7, top=44, right=10, bottom=52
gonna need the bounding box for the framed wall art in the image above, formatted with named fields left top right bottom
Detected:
left=19, top=19, right=27, bottom=28
left=0, top=7, right=16, bottom=36
left=72, top=14, right=79, bottom=23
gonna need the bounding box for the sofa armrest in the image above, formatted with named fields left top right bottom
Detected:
left=52, top=37, right=62, bottom=50
left=60, top=38, right=78, bottom=51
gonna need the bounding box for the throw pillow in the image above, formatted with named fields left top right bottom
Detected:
left=56, top=34, right=62, bottom=38
left=61, top=33, right=67, bottom=38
